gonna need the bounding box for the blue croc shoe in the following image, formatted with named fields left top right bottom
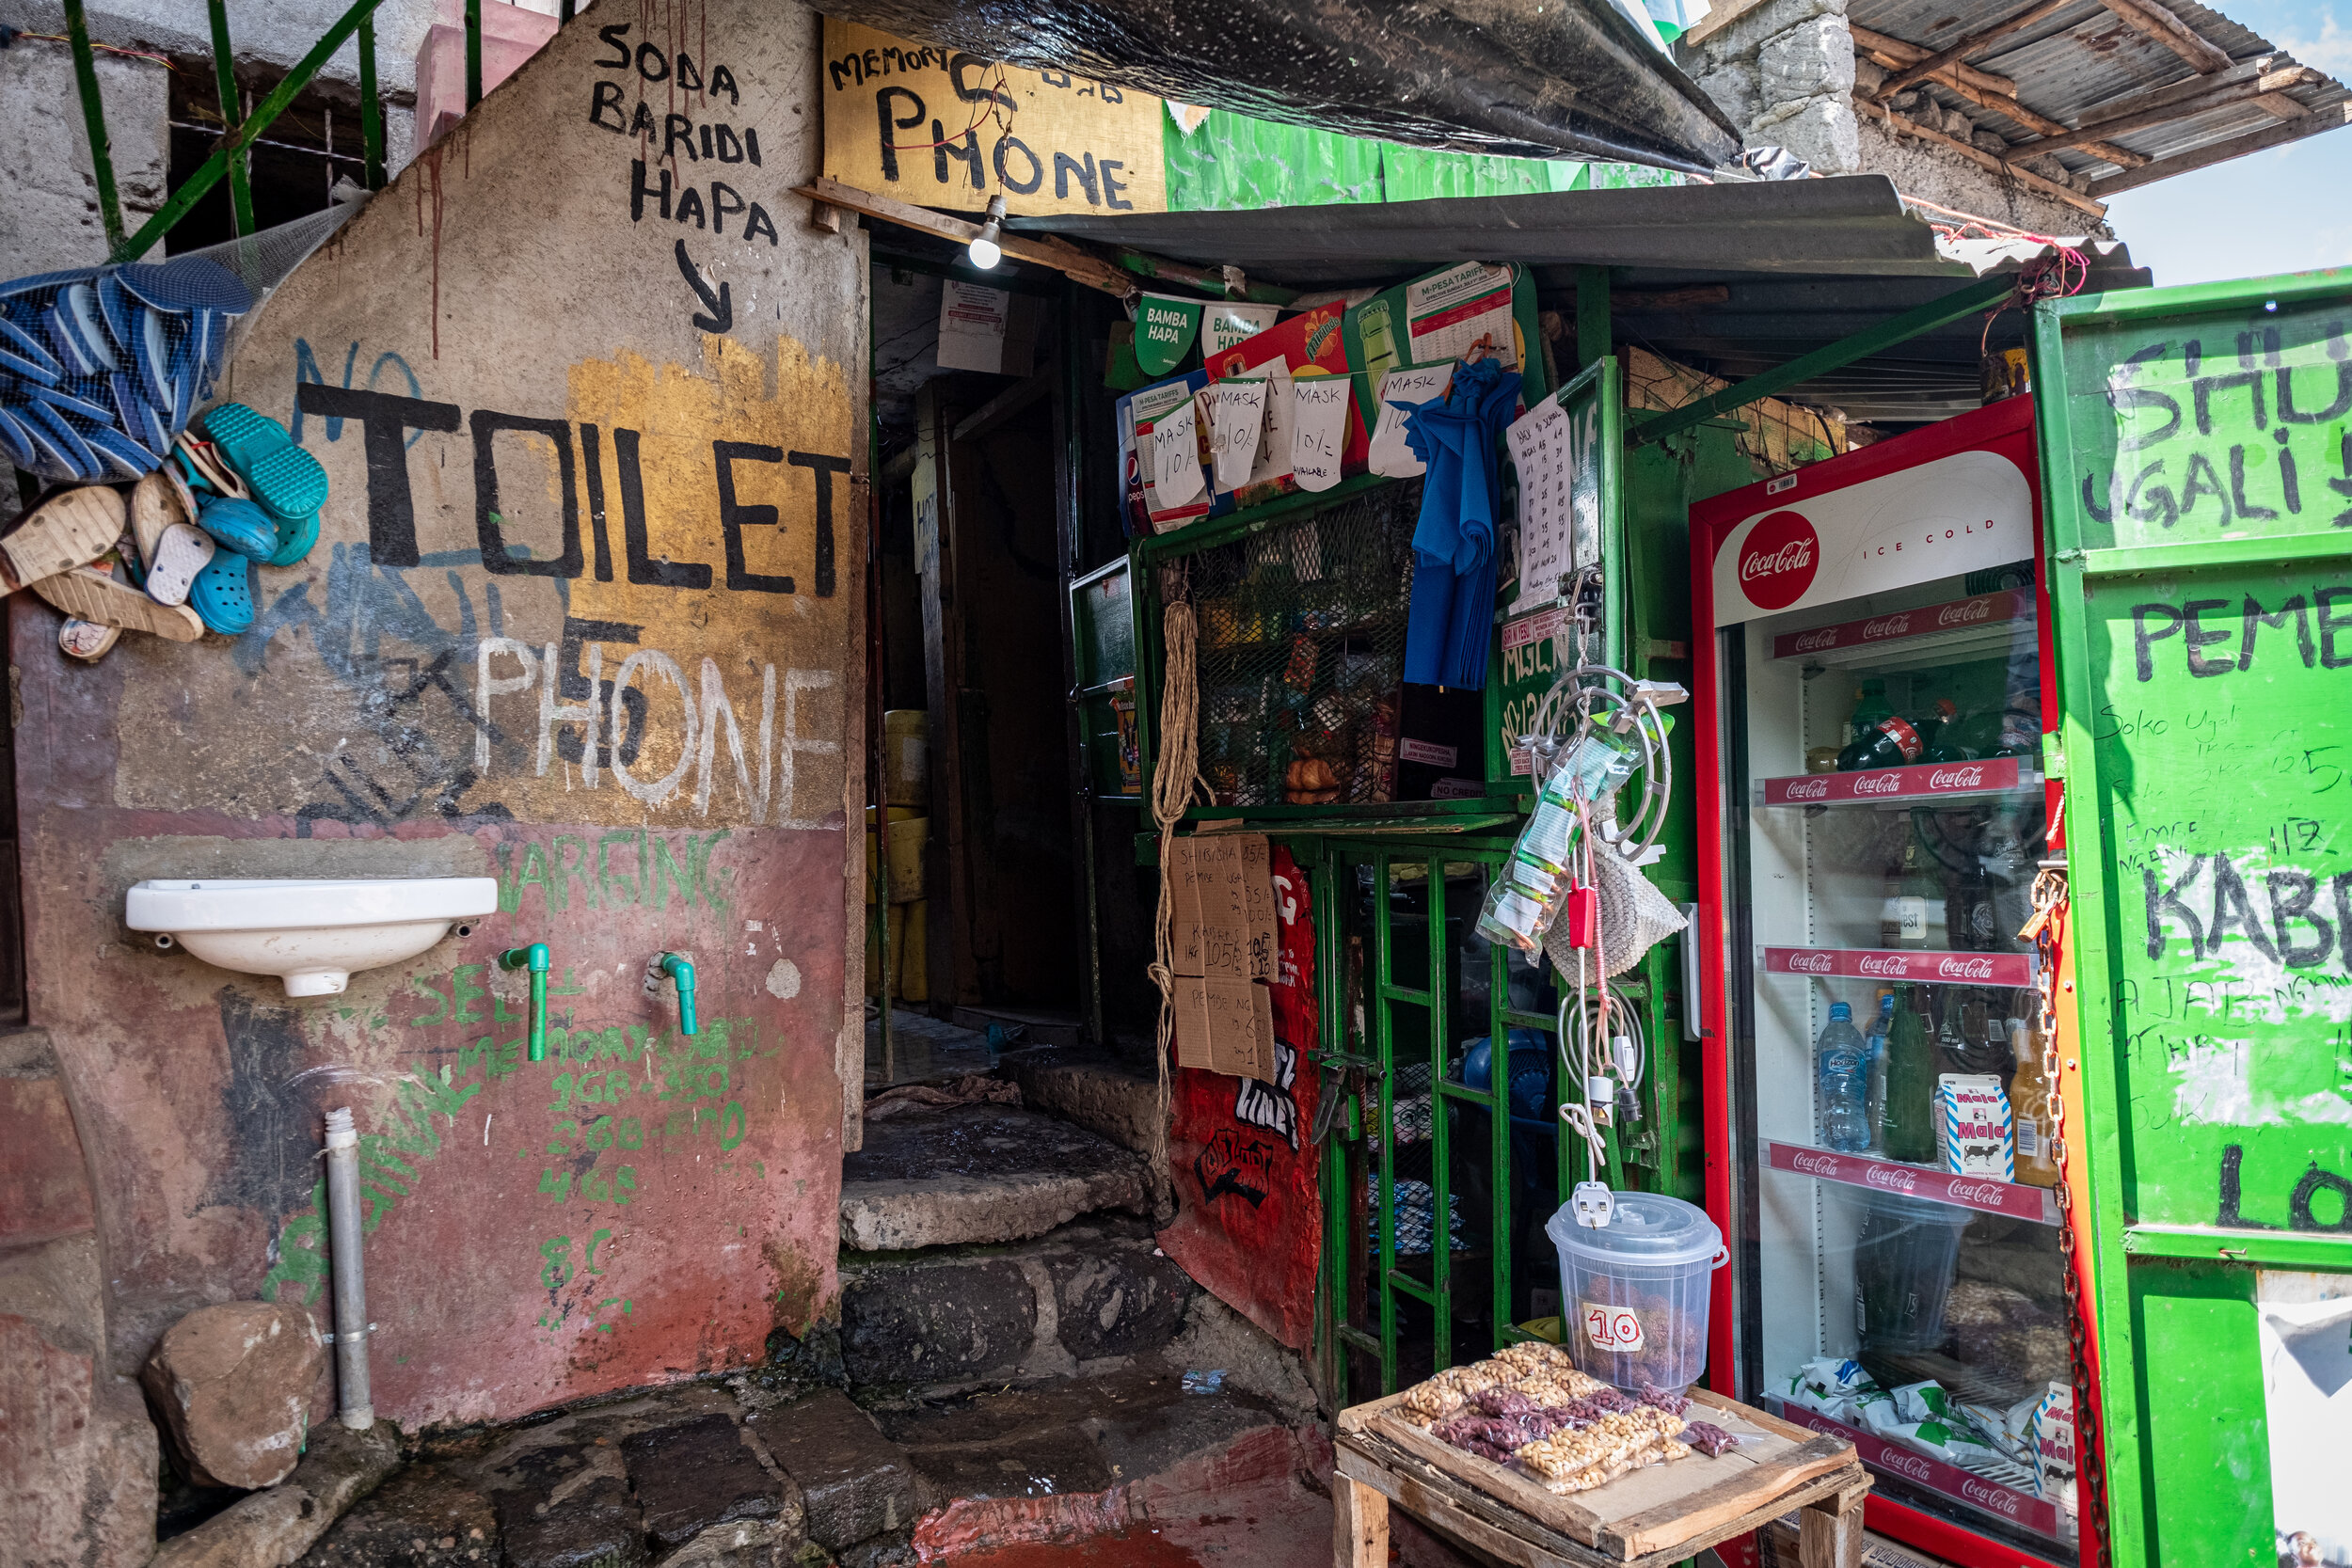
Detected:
left=199, top=402, right=327, bottom=523
left=187, top=548, right=255, bottom=635
left=196, top=496, right=278, bottom=559
left=266, top=511, right=320, bottom=568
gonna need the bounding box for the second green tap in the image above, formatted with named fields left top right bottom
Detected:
left=498, top=943, right=550, bottom=1061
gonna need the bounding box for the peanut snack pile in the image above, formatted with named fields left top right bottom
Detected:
left=1391, top=1341, right=1741, bottom=1495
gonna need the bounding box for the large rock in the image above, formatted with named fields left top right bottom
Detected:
left=142, top=1301, right=327, bottom=1489
left=491, top=1448, right=647, bottom=1568
left=743, top=1390, right=916, bottom=1551
left=839, top=1257, right=1037, bottom=1386
left=620, top=1412, right=803, bottom=1564
left=1748, top=96, right=1862, bottom=175
left=151, top=1421, right=400, bottom=1568
left=294, top=1463, right=499, bottom=1566
left=1756, top=15, right=1855, bottom=112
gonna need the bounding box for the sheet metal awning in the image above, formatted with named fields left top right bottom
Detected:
left=814, top=0, right=1743, bottom=170
left=1006, top=173, right=2151, bottom=425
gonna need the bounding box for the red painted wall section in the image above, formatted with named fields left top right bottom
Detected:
left=1158, top=847, right=1324, bottom=1349
left=9, top=0, right=868, bottom=1432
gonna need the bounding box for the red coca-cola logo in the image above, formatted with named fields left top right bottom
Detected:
left=1879, top=1449, right=1937, bottom=1481
left=1857, top=955, right=1908, bottom=976
left=1948, top=1180, right=2009, bottom=1207
left=1928, top=766, right=1987, bottom=790
left=1937, top=957, right=1999, bottom=980
left=1960, top=1478, right=2022, bottom=1516
left=1862, top=613, right=1913, bottom=640
left=1785, top=778, right=1830, bottom=800
left=1793, top=628, right=1838, bottom=651
left=1793, top=1152, right=1839, bottom=1175
left=1738, top=511, right=1820, bottom=609
left=1938, top=598, right=1996, bottom=626
left=1852, top=772, right=1903, bottom=796
left=1788, top=952, right=1836, bottom=974
left=1866, top=1164, right=1919, bottom=1192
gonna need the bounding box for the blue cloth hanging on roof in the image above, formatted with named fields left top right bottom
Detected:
left=1398, top=356, right=1523, bottom=689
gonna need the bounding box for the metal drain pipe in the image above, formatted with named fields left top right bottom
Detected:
left=323, top=1107, right=373, bottom=1430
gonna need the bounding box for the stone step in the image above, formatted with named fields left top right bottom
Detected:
left=838, top=1102, right=1147, bottom=1253
left=838, top=1214, right=1193, bottom=1394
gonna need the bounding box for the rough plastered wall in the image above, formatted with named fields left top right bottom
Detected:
left=10, top=0, right=866, bottom=1458
left=1675, top=0, right=2104, bottom=235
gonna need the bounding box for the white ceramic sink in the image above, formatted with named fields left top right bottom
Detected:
left=125, top=878, right=501, bottom=996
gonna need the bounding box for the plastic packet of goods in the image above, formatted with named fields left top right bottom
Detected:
left=1889, top=1381, right=1948, bottom=1424
left=2030, top=1382, right=2077, bottom=1489
left=1856, top=1395, right=1904, bottom=1436
left=1956, top=1402, right=2033, bottom=1464
left=1794, top=1357, right=1873, bottom=1400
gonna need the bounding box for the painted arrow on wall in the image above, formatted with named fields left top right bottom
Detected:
left=675, top=240, right=733, bottom=335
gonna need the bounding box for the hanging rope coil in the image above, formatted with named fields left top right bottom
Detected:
left=1147, top=574, right=1207, bottom=1121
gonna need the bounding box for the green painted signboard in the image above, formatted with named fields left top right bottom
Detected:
left=2034, top=268, right=2352, bottom=1567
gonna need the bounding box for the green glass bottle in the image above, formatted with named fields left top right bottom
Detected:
left=1880, top=986, right=1938, bottom=1164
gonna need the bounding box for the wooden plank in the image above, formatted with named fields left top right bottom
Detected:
left=790, top=176, right=1134, bottom=297
left=1870, top=105, right=2109, bottom=216
left=1337, top=1433, right=1592, bottom=1561
left=2001, top=66, right=2320, bottom=157
left=1681, top=0, right=1770, bottom=47
left=1796, top=1482, right=1866, bottom=1568
left=1848, top=22, right=2145, bottom=166
left=1337, top=1449, right=1570, bottom=1568
left=1686, top=1386, right=1820, bottom=1445
left=1869, top=0, right=2074, bottom=102
left=2088, top=98, right=2352, bottom=194
left=1333, top=1473, right=1390, bottom=1568
left=2093, top=0, right=2233, bottom=72
left=1608, top=1436, right=1854, bottom=1558
left=1369, top=1410, right=1611, bottom=1544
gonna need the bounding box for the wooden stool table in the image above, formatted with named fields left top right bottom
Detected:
left=1333, top=1386, right=1869, bottom=1568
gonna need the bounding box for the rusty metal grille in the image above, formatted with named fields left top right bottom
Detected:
left=1186, top=482, right=1421, bottom=808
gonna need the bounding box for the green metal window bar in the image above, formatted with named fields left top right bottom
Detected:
left=65, top=0, right=527, bottom=263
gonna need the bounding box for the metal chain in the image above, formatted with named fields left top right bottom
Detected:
left=2027, top=864, right=2111, bottom=1568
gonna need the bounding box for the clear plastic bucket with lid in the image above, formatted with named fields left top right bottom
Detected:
left=1545, top=1192, right=1725, bottom=1392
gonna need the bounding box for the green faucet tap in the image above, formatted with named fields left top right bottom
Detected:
left=656, top=952, right=698, bottom=1037
left=498, top=943, right=550, bottom=1061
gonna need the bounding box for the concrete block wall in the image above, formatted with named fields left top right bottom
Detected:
left=1677, top=0, right=2108, bottom=235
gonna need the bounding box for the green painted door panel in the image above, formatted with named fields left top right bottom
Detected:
left=2139, top=1271, right=2274, bottom=1564
left=2033, top=268, right=2352, bottom=1565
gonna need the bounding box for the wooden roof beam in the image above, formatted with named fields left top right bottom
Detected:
left=1850, top=23, right=2147, bottom=166
left=2090, top=99, right=2352, bottom=196
left=2003, top=66, right=2321, bottom=157
left=793, top=175, right=1136, bottom=298
left=1870, top=103, right=2108, bottom=215
left=1869, top=0, right=2074, bottom=102
left=2093, top=0, right=2233, bottom=73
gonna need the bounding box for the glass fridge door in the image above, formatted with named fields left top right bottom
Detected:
left=1728, top=560, right=2078, bottom=1559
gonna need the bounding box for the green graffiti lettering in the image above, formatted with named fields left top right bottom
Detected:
left=516, top=841, right=559, bottom=911
left=409, top=975, right=450, bottom=1026
left=451, top=964, right=487, bottom=1024
left=718, top=1101, right=746, bottom=1151
left=554, top=834, right=598, bottom=910
left=540, top=1235, right=574, bottom=1288
left=689, top=830, right=732, bottom=910
left=644, top=835, right=687, bottom=909
left=599, top=831, right=641, bottom=903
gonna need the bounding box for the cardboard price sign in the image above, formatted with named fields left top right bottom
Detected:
left=820, top=20, right=1168, bottom=217
left=1173, top=974, right=1277, bottom=1083
left=1167, top=832, right=1279, bottom=1082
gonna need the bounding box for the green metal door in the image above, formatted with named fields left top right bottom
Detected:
left=2032, top=269, right=2352, bottom=1565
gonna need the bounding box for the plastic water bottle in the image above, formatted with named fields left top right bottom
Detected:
left=1863, top=990, right=1894, bottom=1149
left=1815, top=1002, right=1870, bottom=1153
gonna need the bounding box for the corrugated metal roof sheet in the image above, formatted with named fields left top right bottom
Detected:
left=1851, top=0, right=2350, bottom=185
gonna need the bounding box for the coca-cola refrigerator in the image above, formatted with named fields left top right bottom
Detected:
left=1691, top=399, right=2081, bottom=1568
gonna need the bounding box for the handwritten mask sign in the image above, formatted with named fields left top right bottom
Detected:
left=1136, top=293, right=1204, bottom=378
left=1290, top=378, right=1353, bottom=492
left=1147, top=392, right=1206, bottom=508
left=820, top=19, right=1168, bottom=217
left=1203, top=302, right=1281, bottom=356
left=1207, top=380, right=1267, bottom=492
left=1368, top=363, right=1454, bottom=479
left=1506, top=392, right=1574, bottom=611
left=1173, top=974, right=1275, bottom=1082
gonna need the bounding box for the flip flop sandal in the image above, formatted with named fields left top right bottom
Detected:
left=0, top=407, right=38, bottom=471
left=58, top=617, right=122, bottom=662
left=119, top=256, right=254, bottom=317
left=1, top=485, right=127, bottom=593
left=129, top=467, right=183, bottom=568
left=29, top=380, right=118, bottom=423
left=19, top=401, right=102, bottom=481
left=0, top=312, right=63, bottom=379
left=58, top=284, right=118, bottom=373
left=186, top=547, right=255, bottom=635
left=95, top=274, right=135, bottom=357
left=134, top=308, right=175, bottom=409
left=31, top=565, right=204, bottom=641
left=196, top=496, right=278, bottom=560
left=199, top=403, right=328, bottom=522
left=173, top=433, right=246, bottom=498
left=85, top=425, right=153, bottom=480
left=141, top=523, right=214, bottom=604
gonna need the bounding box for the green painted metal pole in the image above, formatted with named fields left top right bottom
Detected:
left=465, top=0, right=484, bottom=107
left=206, top=0, right=255, bottom=236
left=63, top=0, right=126, bottom=253
left=1629, top=273, right=2017, bottom=447
left=1575, top=264, right=1611, bottom=373
left=112, top=0, right=385, bottom=261
left=1425, top=852, right=1451, bottom=1374
left=358, top=10, right=386, bottom=190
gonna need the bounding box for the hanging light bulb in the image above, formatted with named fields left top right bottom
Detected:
left=968, top=194, right=1006, bottom=270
